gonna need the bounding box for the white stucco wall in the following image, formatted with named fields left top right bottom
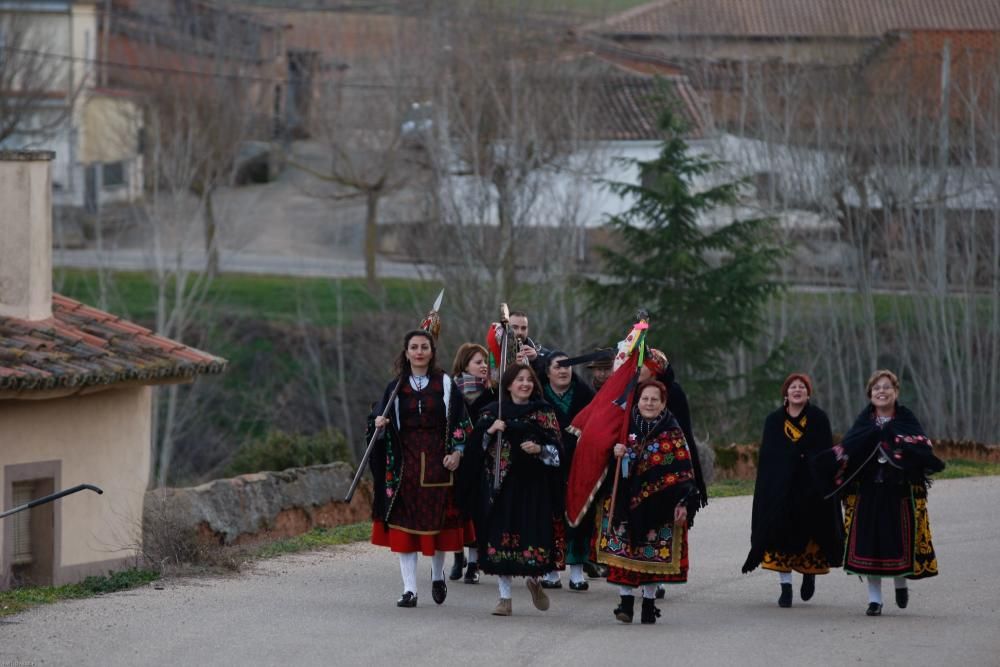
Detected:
left=0, top=386, right=152, bottom=584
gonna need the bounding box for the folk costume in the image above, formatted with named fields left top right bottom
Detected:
left=566, top=321, right=704, bottom=623
left=541, top=364, right=595, bottom=590
left=813, top=403, right=944, bottom=613
left=468, top=397, right=566, bottom=613
left=742, top=401, right=844, bottom=605
left=368, top=370, right=474, bottom=604
left=450, top=372, right=497, bottom=583
left=658, top=363, right=709, bottom=511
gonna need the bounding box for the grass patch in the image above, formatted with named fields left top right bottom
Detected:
left=708, top=478, right=755, bottom=498
left=251, top=522, right=372, bottom=559
left=936, top=458, right=1000, bottom=480
left=53, top=270, right=438, bottom=327
left=0, top=568, right=159, bottom=618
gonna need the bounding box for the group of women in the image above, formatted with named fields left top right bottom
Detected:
left=366, top=326, right=945, bottom=622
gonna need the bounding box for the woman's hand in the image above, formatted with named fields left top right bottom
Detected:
left=613, top=443, right=627, bottom=458
left=374, top=415, right=389, bottom=430
left=520, top=440, right=542, bottom=455
left=674, top=503, right=688, bottom=525
left=487, top=419, right=506, bottom=435
left=443, top=451, right=462, bottom=471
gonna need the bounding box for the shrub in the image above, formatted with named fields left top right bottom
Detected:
left=225, top=429, right=350, bottom=477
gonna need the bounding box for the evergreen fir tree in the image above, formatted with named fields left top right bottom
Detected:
left=588, top=107, right=785, bottom=394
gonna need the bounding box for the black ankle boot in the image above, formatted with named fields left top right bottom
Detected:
left=448, top=553, right=465, bottom=581
left=614, top=595, right=634, bottom=623
left=895, top=586, right=908, bottom=609
left=778, top=583, right=793, bottom=608
left=800, top=574, right=816, bottom=601
left=866, top=602, right=883, bottom=616
left=641, top=597, right=661, bottom=624
left=463, top=562, right=479, bottom=584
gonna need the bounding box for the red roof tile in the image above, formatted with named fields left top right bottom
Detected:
left=592, top=0, right=1000, bottom=38
left=0, top=294, right=226, bottom=393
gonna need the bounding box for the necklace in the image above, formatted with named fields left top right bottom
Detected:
left=410, top=375, right=429, bottom=413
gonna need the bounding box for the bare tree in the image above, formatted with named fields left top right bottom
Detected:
left=287, top=11, right=423, bottom=290
left=686, top=39, right=1000, bottom=442
left=0, top=12, right=84, bottom=145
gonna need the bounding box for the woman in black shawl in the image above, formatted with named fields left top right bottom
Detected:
left=742, top=373, right=844, bottom=608
left=598, top=380, right=701, bottom=625
left=447, top=343, right=497, bottom=584
left=367, top=330, right=475, bottom=609
left=539, top=351, right=595, bottom=591
left=467, top=363, right=566, bottom=616
left=813, top=369, right=944, bottom=616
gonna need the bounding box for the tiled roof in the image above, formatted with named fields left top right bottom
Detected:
left=568, top=55, right=707, bottom=140
left=593, top=0, right=1000, bottom=38
left=594, top=72, right=707, bottom=140
left=0, top=294, right=226, bottom=394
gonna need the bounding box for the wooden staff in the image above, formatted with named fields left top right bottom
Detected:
left=605, top=452, right=623, bottom=537
left=493, top=303, right=511, bottom=491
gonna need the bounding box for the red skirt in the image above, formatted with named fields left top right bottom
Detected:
left=372, top=520, right=475, bottom=556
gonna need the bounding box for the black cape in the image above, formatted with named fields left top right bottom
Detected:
left=659, top=364, right=709, bottom=508
left=742, top=403, right=844, bottom=573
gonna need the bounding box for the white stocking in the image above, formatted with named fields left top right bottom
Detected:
left=894, top=577, right=908, bottom=590
left=618, top=585, right=637, bottom=596
left=867, top=576, right=883, bottom=605
left=430, top=550, right=446, bottom=581
left=779, top=571, right=793, bottom=585
left=399, top=552, right=418, bottom=594
left=467, top=547, right=478, bottom=564
left=544, top=570, right=561, bottom=583
left=569, top=564, right=585, bottom=584
left=498, top=575, right=513, bottom=599
left=641, top=584, right=658, bottom=599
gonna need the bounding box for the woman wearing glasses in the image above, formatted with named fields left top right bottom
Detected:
left=815, top=370, right=945, bottom=616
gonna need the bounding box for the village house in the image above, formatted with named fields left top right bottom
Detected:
left=0, top=151, right=225, bottom=589
left=0, top=1, right=146, bottom=218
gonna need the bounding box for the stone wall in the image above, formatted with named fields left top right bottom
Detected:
left=712, top=439, right=1000, bottom=481
left=144, top=462, right=372, bottom=547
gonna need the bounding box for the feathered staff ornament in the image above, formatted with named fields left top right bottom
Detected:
left=344, top=289, right=444, bottom=502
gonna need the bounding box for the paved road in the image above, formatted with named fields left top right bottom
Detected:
left=3, top=477, right=998, bottom=667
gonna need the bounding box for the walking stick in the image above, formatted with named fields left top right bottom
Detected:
left=492, top=303, right=511, bottom=491
left=0, top=484, right=103, bottom=520
left=344, top=289, right=444, bottom=503
left=605, top=454, right=623, bottom=537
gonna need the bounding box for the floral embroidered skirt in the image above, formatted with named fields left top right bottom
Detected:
left=842, top=481, right=938, bottom=579
left=594, top=495, right=689, bottom=586
left=762, top=540, right=831, bottom=575
left=478, top=472, right=565, bottom=577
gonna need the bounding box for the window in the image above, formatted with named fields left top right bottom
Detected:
left=102, top=161, right=126, bottom=188
left=12, top=481, right=35, bottom=565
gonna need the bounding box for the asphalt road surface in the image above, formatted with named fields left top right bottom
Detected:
left=2, top=476, right=998, bottom=667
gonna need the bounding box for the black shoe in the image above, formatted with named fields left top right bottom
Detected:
left=641, top=597, right=662, bottom=624
left=778, top=583, right=793, bottom=608
left=540, top=578, right=562, bottom=589
left=431, top=579, right=447, bottom=605
left=583, top=562, right=602, bottom=578
left=397, top=591, right=417, bottom=608
left=866, top=602, right=883, bottom=616
left=448, top=553, right=465, bottom=581
left=655, top=584, right=666, bottom=599
left=895, top=587, right=908, bottom=609
left=569, top=580, right=589, bottom=591
left=614, top=595, right=635, bottom=623
left=801, top=574, right=816, bottom=601
left=463, top=562, right=479, bottom=584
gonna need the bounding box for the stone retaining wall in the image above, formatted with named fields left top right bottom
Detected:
left=144, top=462, right=372, bottom=547
left=712, top=439, right=1000, bottom=481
